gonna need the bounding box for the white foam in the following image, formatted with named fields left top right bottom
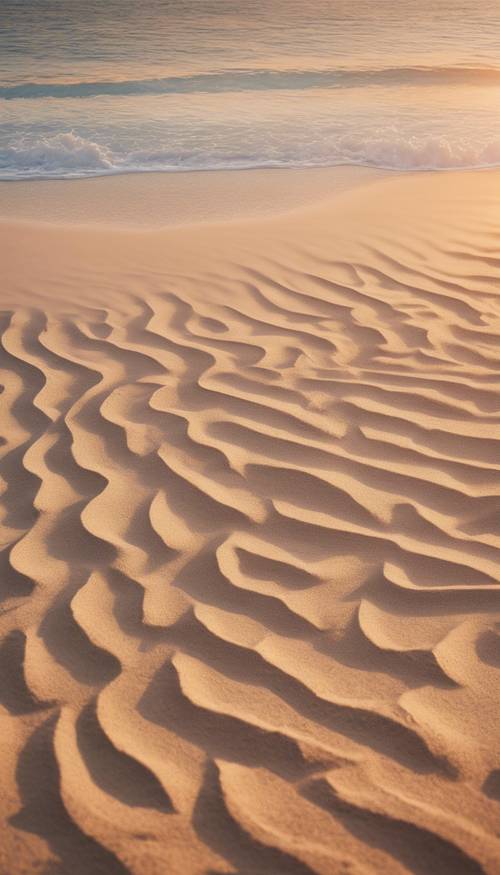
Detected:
left=0, top=132, right=114, bottom=177
left=3, top=129, right=500, bottom=179
left=333, top=133, right=500, bottom=170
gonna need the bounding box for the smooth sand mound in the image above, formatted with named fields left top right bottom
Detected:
left=1, top=169, right=500, bottom=874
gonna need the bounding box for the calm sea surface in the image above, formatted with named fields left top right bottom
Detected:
left=2, top=0, right=500, bottom=178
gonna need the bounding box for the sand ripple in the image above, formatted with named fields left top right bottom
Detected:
left=1, top=173, right=500, bottom=874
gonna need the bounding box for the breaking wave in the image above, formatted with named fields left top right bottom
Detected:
left=0, top=132, right=114, bottom=176
left=3, top=130, right=500, bottom=179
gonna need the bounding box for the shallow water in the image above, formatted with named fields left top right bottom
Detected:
left=2, top=0, right=500, bottom=177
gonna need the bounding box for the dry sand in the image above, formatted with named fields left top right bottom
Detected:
left=0, top=167, right=500, bottom=875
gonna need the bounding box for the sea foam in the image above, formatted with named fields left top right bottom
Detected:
left=3, top=130, right=500, bottom=180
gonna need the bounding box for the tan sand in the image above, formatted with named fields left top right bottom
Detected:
left=0, top=165, right=386, bottom=228
left=0, top=167, right=499, bottom=875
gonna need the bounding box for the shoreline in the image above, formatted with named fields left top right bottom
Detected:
left=0, top=165, right=392, bottom=228
left=2, top=163, right=499, bottom=231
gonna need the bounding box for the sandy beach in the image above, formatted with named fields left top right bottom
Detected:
left=1, top=167, right=500, bottom=875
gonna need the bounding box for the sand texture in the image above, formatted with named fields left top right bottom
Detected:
left=1, top=169, right=500, bottom=875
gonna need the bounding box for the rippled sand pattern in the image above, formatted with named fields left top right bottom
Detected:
left=1, top=173, right=500, bottom=874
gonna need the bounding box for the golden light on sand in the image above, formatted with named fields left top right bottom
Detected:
left=1, top=168, right=500, bottom=874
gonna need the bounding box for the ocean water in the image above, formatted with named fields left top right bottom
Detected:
left=2, top=0, right=500, bottom=179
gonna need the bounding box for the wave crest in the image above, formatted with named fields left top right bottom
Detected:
left=3, top=65, right=500, bottom=100
left=0, top=132, right=114, bottom=177
left=3, top=130, right=500, bottom=179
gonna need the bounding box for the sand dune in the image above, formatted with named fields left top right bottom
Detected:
left=1, top=169, right=500, bottom=874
